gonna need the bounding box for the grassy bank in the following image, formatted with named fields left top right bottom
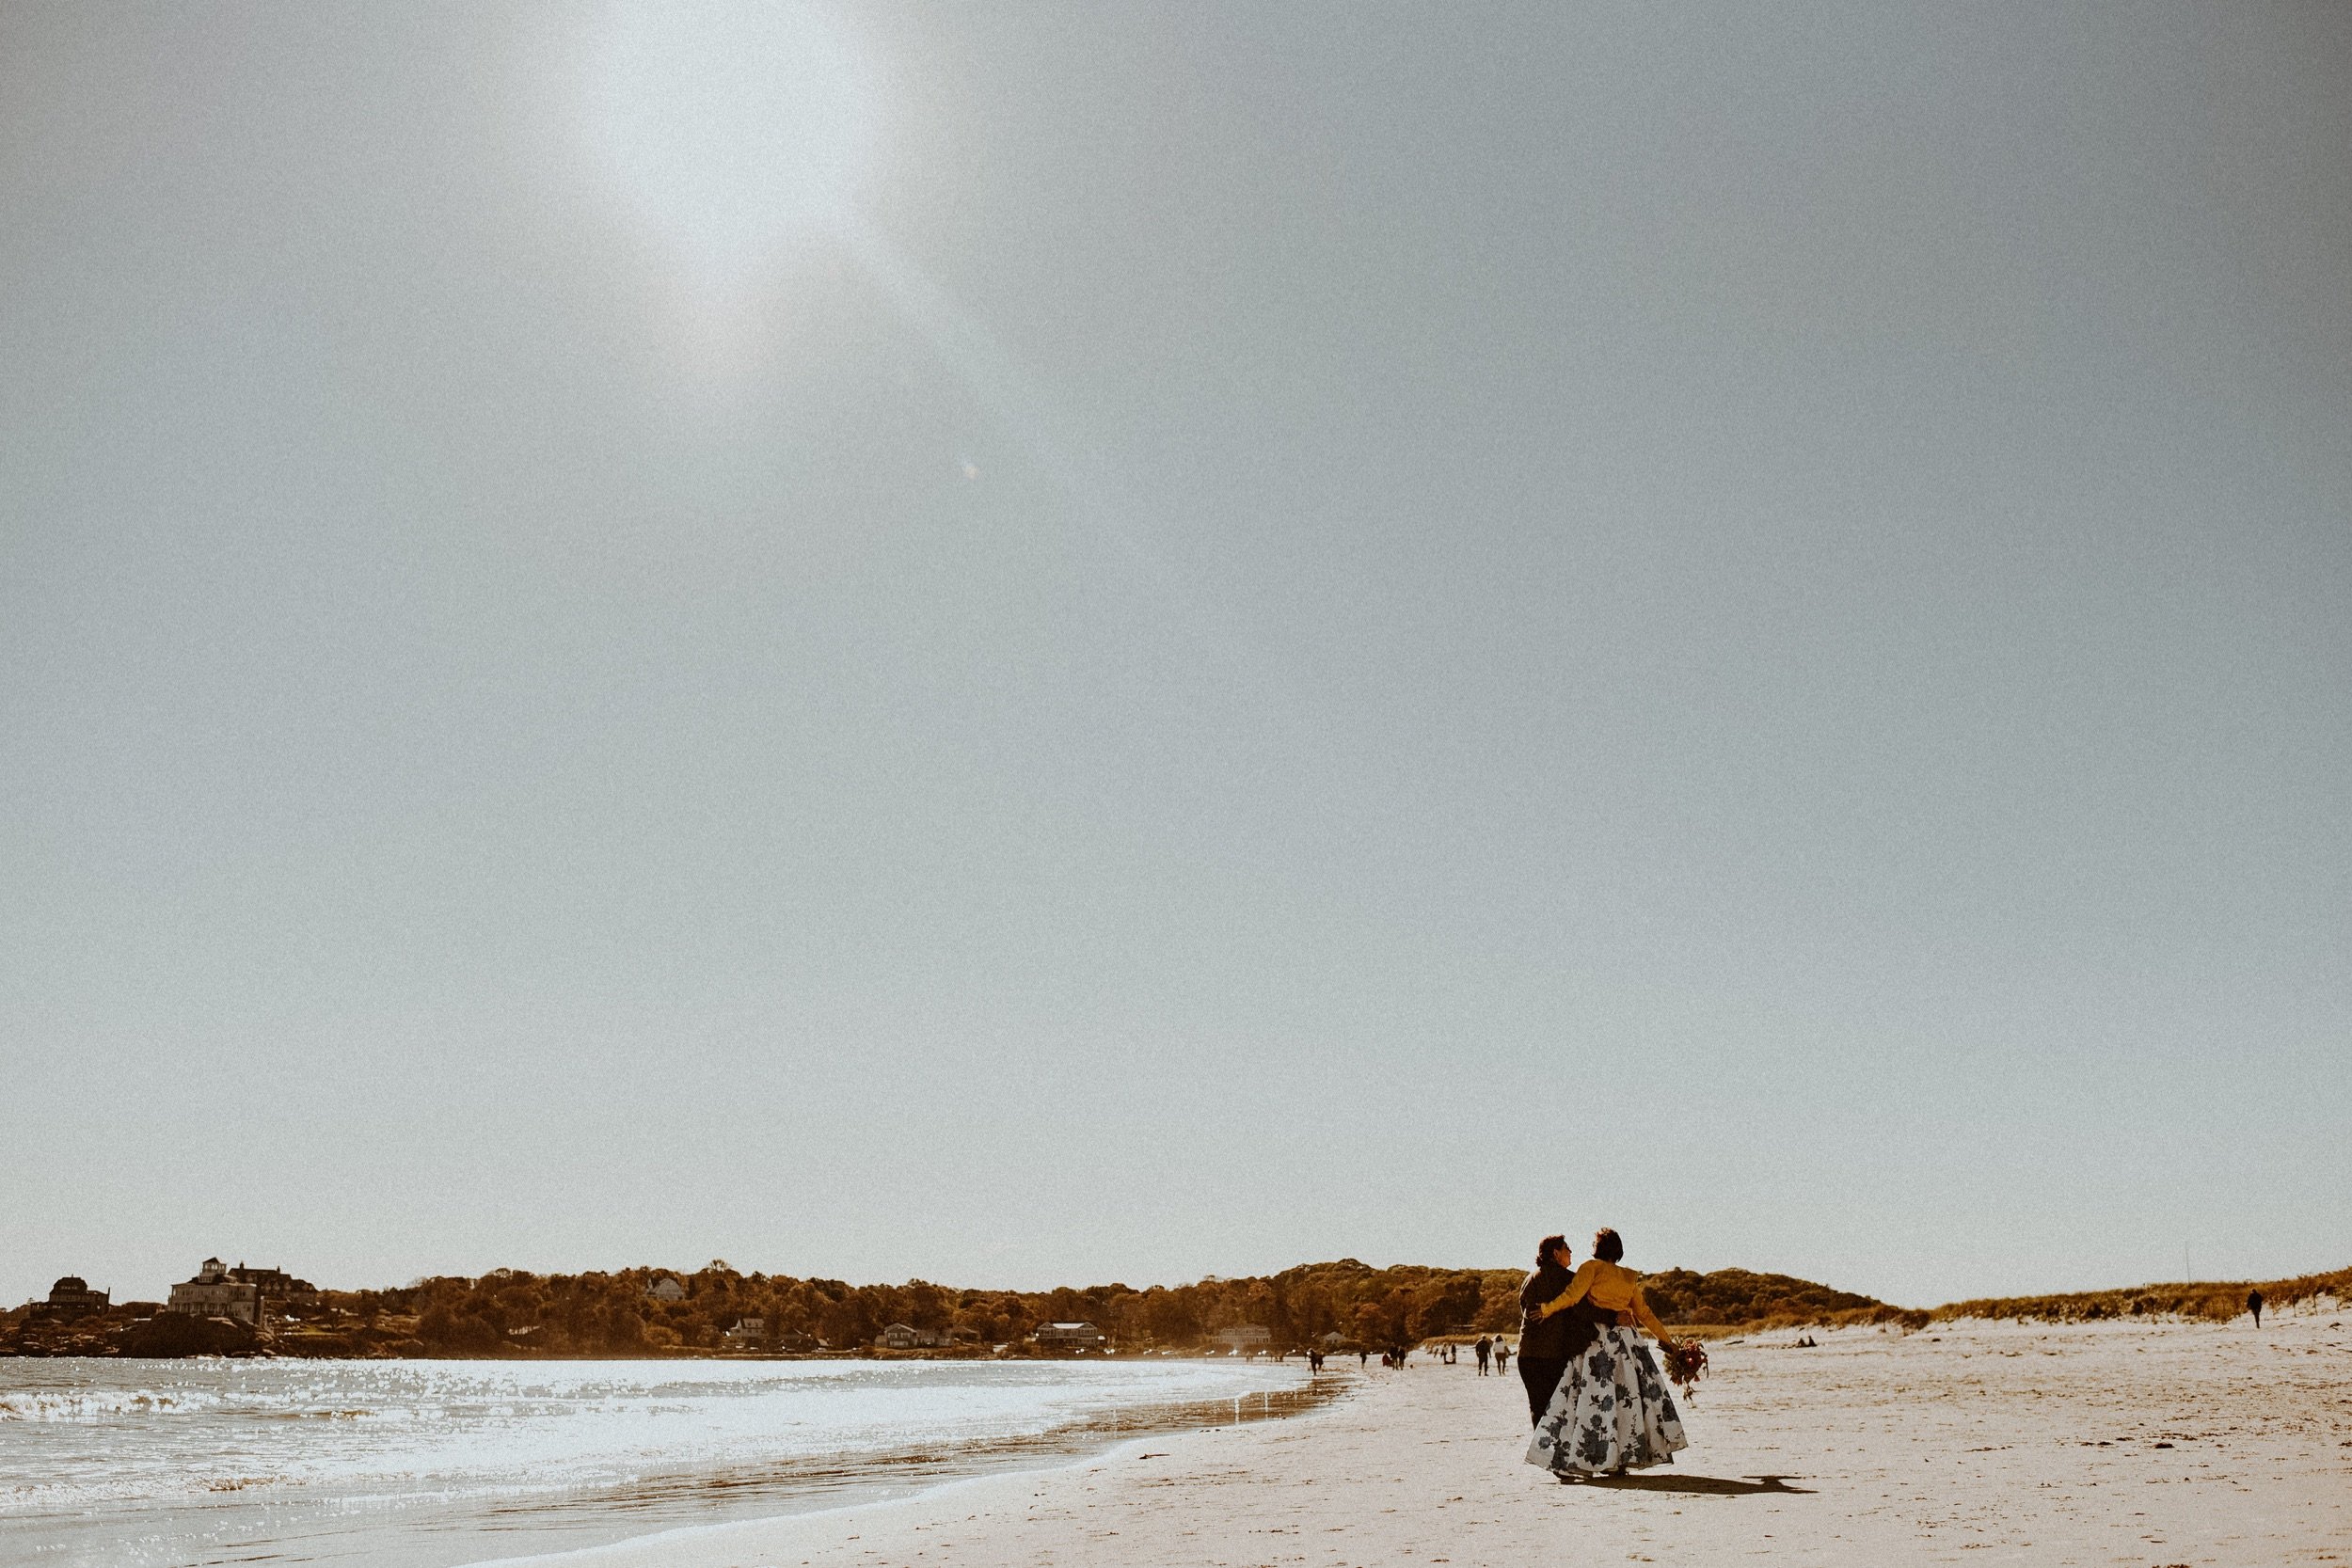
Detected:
left=1929, top=1264, right=2349, bottom=1325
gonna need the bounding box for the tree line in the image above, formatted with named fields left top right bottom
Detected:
left=309, top=1258, right=1899, bottom=1356
left=346, top=1258, right=1520, bottom=1356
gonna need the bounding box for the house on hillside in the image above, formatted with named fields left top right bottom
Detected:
left=723, top=1317, right=767, bottom=1347
left=1212, top=1324, right=1272, bottom=1354
left=644, top=1276, right=687, bottom=1303
left=876, top=1323, right=947, bottom=1350
left=226, top=1263, right=316, bottom=1305
left=40, top=1277, right=110, bottom=1318
left=166, top=1258, right=262, bottom=1323
left=1033, top=1321, right=1108, bottom=1350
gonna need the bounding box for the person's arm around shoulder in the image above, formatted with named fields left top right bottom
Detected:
left=1536, top=1259, right=1601, bottom=1319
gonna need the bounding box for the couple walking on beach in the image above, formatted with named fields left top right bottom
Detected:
left=1518, top=1227, right=1690, bottom=1480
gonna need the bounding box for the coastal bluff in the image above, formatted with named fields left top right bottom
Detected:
left=9, top=1258, right=2342, bottom=1360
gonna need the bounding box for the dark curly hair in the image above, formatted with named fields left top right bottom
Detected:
left=1592, top=1227, right=1624, bottom=1262
left=1536, top=1234, right=1570, bottom=1267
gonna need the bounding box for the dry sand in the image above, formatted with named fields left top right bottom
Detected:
left=509, top=1311, right=2351, bottom=1567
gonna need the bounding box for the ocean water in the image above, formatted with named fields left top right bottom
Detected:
left=0, top=1356, right=1313, bottom=1567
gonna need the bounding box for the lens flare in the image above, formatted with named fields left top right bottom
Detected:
left=580, top=3, right=877, bottom=280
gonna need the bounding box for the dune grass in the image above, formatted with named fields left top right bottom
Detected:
left=1927, top=1264, right=2350, bottom=1325
left=1660, top=1264, right=2348, bottom=1338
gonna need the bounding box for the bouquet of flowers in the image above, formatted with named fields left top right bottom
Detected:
left=1659, top=1337, right=1709, bottom=1399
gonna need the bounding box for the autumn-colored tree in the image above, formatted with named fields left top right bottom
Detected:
left=1408, top=1273, right=1486, bottom=1339
left=292, top=1255, right=1895, bottom=1359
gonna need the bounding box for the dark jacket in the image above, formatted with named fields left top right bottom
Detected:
left=1520, top=1261, right=1606, bottom=1361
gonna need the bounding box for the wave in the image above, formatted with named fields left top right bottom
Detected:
left=0, top=1359, right=1326, bottom=1561
left=0, top=1388, right=224, bottom=1422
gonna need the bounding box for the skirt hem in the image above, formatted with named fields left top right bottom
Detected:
left=1522, top=1326, right=1690, bottom=1479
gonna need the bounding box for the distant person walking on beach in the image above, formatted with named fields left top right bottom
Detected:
left=1494, top=1338, right=1510, bottom=1374
left=1524, top=1228, right=1690, bottom=1478
left=1474, top=1336, right=1493, bottom=1374
left=2248, top=1288, right=2265, bottom=1327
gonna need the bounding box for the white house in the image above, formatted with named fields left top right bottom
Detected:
left=1033, top=1321, right=1108, bottom=1350
left=1212, top=1324, right=1272, bottom=1353
left=723, top=1317, right=767, bottom=1347
left=166, top=1258, right=262, bottom=1324
left=876, top=1323, right=947, bottom=1350
left=644, top=1276, right=687, bottom=1303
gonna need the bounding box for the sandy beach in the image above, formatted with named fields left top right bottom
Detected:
left=508, top=1311, right=2350, bottom=1568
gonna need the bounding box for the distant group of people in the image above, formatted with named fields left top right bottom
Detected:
left=1468, top=1334, right=1512, bottom=1375
left=1295, top=1344, right=1412, bottom=1371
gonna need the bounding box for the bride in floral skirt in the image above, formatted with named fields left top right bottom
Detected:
left=1522, top=1227, right=1690, bottom=1479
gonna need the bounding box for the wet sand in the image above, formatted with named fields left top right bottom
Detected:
left=501, top=1311, right=2352, bottom=1567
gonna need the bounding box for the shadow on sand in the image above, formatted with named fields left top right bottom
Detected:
left=1569, top=1473, right=1814, bottom=1497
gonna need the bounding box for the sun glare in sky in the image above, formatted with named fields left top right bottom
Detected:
left=575, top=4, right=881, bottom=376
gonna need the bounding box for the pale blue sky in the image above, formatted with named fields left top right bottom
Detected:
left=3, top=2, right=2346, bottom=1310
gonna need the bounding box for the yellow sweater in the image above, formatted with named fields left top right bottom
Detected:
left=1536, top=1260, right=1674, bottom=1339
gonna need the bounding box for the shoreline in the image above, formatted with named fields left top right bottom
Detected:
left=0, top=1356, right=1342, bottom=1568
left=480, top=1313, right=2351, bottom=1568
left=471, top=1369, right=1352, bottom=1535
left=464, top=1380, right=1364, bottom=1568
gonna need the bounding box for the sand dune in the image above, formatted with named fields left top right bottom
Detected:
left=514, top=1309, right=2351, bottom=1567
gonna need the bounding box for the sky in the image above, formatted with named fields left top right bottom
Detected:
left=3, top=2, right=2346, bottom=1312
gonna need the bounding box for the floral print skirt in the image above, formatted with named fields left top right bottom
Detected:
left=1524, top=1326, right=1689, bottom=1477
